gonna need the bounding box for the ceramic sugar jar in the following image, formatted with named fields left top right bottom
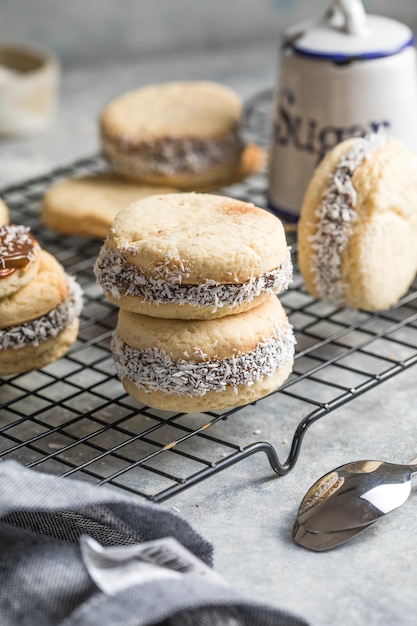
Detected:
left=268, top=0, right=417, bottom=221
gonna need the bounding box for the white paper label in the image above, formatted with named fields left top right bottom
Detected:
left=80, top=535, right=226, bottom=595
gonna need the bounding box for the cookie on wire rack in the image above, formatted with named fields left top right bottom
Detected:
left=41, top=173, right=177, bottom=239
left=298, top=133, right=417, bottom=312
left=99, top=81, right=263, bottom=190
left=112, top=293, right=296, bottom=413
left=0, top=225, right=83, bottom=375
left=94, top=192, right=293, bottom=320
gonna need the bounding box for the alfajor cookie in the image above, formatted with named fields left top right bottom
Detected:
left=0, top=198, right=9, bottom=225
left=0, top=224, right=41, bottom=299
left=99, top=81, right=258, bottom=189
left=298, top=133, right=417, bottom=312
left=112, top=294, right=296, bottom=413
left=94, top=192, right=293, bottom=320
left=41, top=173, right=177, bottom=239
left=0, top=248, right=83, bottom=375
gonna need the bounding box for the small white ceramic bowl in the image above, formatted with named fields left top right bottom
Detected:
left=0, top=41, right=59, bottom=136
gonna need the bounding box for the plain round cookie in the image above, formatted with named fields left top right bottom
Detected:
left=0, top=250, right=68, bottom=329
left=41, top=173, right=178, bottom=239
left=94, top=192, right=292, bottom=319
left=0, top=198, right=9, bottom=225
left=99, top=81, right=246, bottom=189
left=112, top=294, right=295, bottom=413
left=298, top=134, right=417, bottom=312
left=0, top=224, right=41, bottom=299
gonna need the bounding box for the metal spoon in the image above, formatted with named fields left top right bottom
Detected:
left=292, top=457, right=417, bottom=551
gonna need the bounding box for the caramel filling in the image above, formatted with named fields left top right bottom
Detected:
left=0, top=224, right=38, bottom=278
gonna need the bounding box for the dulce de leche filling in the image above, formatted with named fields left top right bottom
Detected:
left=0, top=225, right=38, bottom=278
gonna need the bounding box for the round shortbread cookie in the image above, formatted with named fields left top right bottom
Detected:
left=298, top=134, right=417, bottom=312
left=94, top=192, right=293, bottom=319
left=0, top=224, right=41, bottom=299
left=112, top=294, right=295, bottom=413
left=99, top=81, right=246, bottom=188
left=0, top=198, right=9, bottom=225
left=0, top=250, right=69, bottom=329
left=41, top=173, right=178, bottom=239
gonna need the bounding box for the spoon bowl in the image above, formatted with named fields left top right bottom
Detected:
left=292, top=518, right=380, bottom=552
left=293, top=458, right=417, bottom=551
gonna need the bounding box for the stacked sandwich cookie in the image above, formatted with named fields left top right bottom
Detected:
left=94, top=192, right=295, bottom=413
left=0, top=224, right=83, bottom=375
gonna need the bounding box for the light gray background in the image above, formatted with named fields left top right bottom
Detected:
left=1, top=0, right=417, bottom=185
left=1, top=0, right=417, bottom=67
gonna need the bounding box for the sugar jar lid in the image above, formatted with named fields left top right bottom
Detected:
left=286, top=0, right=414, bottom=61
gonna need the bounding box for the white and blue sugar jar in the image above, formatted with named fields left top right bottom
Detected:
left=268, top=0, right=417, bottom=221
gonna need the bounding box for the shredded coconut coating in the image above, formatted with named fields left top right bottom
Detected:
left=94, top=246, right=293, bottom=310
left=0, top=275, right=83, bottom=350
left=308, top=133, right=387, bottom=305
left=104, top=126, right=244, bottom=176
left=111, top=322, right=296, bottom=397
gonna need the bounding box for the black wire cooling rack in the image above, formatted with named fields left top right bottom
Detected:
left=1, top=89, right=417, bottom=503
